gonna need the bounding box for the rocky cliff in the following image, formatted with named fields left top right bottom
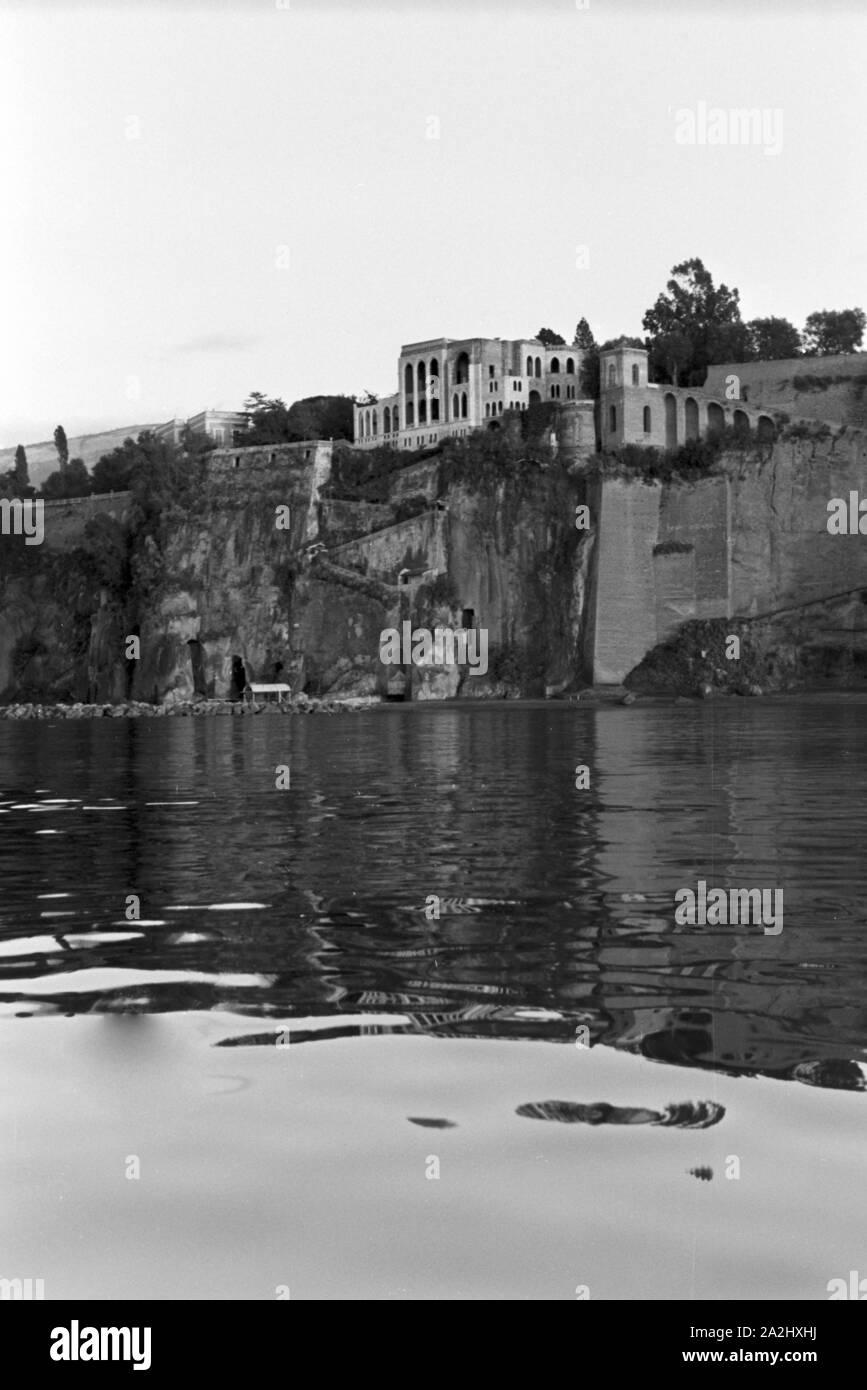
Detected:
left=2, top=418, right=866, bottom=704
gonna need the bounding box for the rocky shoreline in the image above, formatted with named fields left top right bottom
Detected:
left=0, top=695, right=382, bottom=719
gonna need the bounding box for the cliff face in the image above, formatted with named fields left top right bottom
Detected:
left=728, top=428, right=867, bottom=616
left=3, top=420, right=866, bottom=704
left=0, top=438, right=592, bottom=702
left=625, top=424, right=867, bottom=693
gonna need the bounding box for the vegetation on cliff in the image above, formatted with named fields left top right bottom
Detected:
left=590, top=422, right=767, bottom=485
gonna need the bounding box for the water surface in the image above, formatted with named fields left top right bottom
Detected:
left=1, top=700, right=865, bottom=1298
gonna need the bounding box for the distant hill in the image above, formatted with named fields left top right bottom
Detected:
left=0, top=424, right=158, bottom=488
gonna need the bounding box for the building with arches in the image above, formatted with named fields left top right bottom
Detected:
left=353, top=336, right=589, bottom=450
left=599, top=344, right=779, bottom=451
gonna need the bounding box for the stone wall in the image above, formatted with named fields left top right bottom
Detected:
left=389, top=458, right=440, bottom=503
left=328, top=510, right=448, bottom=583
left=41, top=491, right=133, bottom=551
left=589, top=474, right=731, bottom=682
left=657, top=475, right=729, bottom=607
left=705, top=354, right=867, bottom=428
left=727, top=427, right=867, bottom=616
left=590, top=425, right=867, bottom=685
left=320, top=499, right=394, bottom=543
left=591, top=480, right=662, bottom=684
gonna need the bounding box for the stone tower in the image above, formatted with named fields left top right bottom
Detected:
left=599, top=344, right=651, bottom=448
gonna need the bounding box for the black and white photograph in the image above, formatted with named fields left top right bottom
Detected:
left=2, top=0, right=866, bottom=1335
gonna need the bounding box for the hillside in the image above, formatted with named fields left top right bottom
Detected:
left=0, top=423, right=158, bottom=487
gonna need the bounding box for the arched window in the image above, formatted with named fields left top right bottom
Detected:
left=383, top=406, right=391, bottom=434
left=453, top=393, right=459, bottom=418
left=566, top=357, right=575, bottom=374
left=609, top=405, right=617, bottom=433
left=417, top=361, right=427, bottom=424
left=550, top=357, right=560, bottom=373
left=707, top=402, right=724, bottom=435
left=526, top=356, right=533, bottom=376
left=643, top=405, right=651, bottom=433
left=684, top=396, right=699, bottom=442
left=430, top=358, right=440, bottom=421
left=461, top=391, right=468, bottom=419
left=485, top=403, right=490, bottom=417
left=534, top=357, right=541, bottom=378
left=664, top=392, right=677, bottom=448
left=757, top=415, right=775, bottom=445
left=498, top=400, right=503, bottom=414
left=372, top=409, right=378, bottom=436
left=404, top=363, right=414, bottom=397
left=393, top=405, right=399, bottom=431
left=632, top=364, right=640, bottom=385
left=365, top=409, right=371, bottom=437
left=455, top=351, right=470, bottom=385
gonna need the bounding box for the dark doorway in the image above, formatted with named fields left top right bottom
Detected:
left=461, top=608, right=475, bottom=629
left=229, top=654, right=248, bottom=701
left=187, top=639, right=207, bottom=697
left=126, top=624, right=141, bottom=699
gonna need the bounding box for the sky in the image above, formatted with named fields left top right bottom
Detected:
left=2, top=0, right=866, bottom=446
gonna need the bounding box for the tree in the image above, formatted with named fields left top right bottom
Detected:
left=288, top=395, right=354, bottom=441
left=649, top=330, right=694, bottom=387
left=65, top=458, right=91, bottom=497
left=579, top=347, right=600, bottom=398
left=42, top=471, right=69, bottom=499
left=601, top=335, right=646, bottom=351
left=14, top=445, right=28, bottom=493
left=40, top=459, right=90, bottom=499
left=238, top=392, right=294, bottom=445
left=91, top=431, right=181, bottom=495
left=802, top=308, right=866, bottom=357
left=573, top=318, right=596, bottom=349
left=746, top=317, right=802, bottom=361
left=536, top=327, right=566, bottom=347
left=179, top=425, right=217, bottom=460
left=54, top=425, right=69, bottom=474
left=238, top=391, right=355, bottom=445
left=642, top=258, right=746, bottom=385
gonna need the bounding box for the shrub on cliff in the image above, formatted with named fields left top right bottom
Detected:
left=436, top=428, right=548, bottom=497
left=79, top=514, right=131, bottom=596
left=597, top=424, right=753, bottom=484
left=325, top=445, right=420, bottom=503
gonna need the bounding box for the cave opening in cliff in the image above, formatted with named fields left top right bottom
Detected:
left=187, top=639, right=208, bottom=698
left=229, top=654, right=248, bottom=701
left=126, top=624, right=141, bottom=698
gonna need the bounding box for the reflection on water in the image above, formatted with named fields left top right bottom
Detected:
left=1, top=701, right=866, bottom=1092
left=2, top=700, right=867, bottom=1300
left=515, top=1099, right=726, bottom=1127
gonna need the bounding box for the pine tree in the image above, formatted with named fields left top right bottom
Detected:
left=54, top=425, right=69, bottom=474
left=13, top=444, right=29, bottom=492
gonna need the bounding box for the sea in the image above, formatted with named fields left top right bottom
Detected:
left=1, top=697, right=865, bottom=1300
